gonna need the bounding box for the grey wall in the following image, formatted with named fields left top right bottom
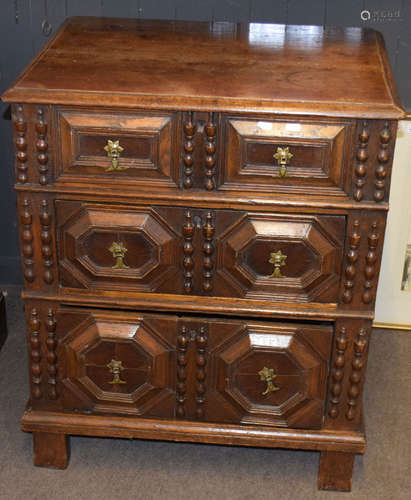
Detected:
left=1, top=0, right=410, bottom=283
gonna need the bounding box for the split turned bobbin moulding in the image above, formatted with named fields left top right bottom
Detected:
left=1, top=17, right=405, bottom=491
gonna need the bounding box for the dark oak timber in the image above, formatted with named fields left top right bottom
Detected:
left=22, top=410, right=366, bottom=453
left=1, top=17, right=403, bottom=492
left=33, top=432, right=69, bottom=469
left=2, top=18, right=403, bottom=119
left=318, top=451, right=356, bottom=491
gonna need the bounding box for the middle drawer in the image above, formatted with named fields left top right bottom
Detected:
left=57, top=201, right=345, bottom=304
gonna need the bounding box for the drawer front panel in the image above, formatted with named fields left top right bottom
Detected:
left=221, top=116, right=352, bottom=196
left=213, top=211, right=345, bottom=303
left=55, top=308, right=332, bottom=429
left=56, top=201, right=183, bottom=293
left=57, top=309, right=178, bottom=417
left=179, top=317, right=333, bottom=429
left=57, top=203, right=344, bottom=304
left=56, top=108, right=179, bottom=186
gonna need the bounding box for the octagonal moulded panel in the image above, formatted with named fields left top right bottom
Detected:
left=211, top=321, right=333, bottom=429
left=56, top=201, right=182, bottom=293
left=58, top=309, right=178, bottom=416
left=215, top=212, right=345, bottom=303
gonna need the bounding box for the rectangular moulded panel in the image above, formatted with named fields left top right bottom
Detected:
left=220, top=115, right=354, bottom=197
left=55, top=107, right=180, bottom=188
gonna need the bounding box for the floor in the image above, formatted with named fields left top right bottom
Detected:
left=0, top=285, right=410, bottom=500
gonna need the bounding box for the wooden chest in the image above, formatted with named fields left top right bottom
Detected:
left=2, top=17, right=404, bottom=491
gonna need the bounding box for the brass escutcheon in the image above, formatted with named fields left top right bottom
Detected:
left=109, top=241, right=129, bottom=269
left=104, top=139, right=125, bottom=172
left=258, top=366, right=280, bottom=395
left=268, top=250, right=287, bottom=278
left=273, top=146, right=293, bottom=177
left=107, top=359, right=126, bottom=385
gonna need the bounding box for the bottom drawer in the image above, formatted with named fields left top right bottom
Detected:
left=55, top=308, right=333, bottom=429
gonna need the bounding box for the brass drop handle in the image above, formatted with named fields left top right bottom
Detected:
left=107, top=359, right=126, bottom=385
left=109, top=241, right=129, bottom=269
left=258, top=367, right=280, bottom=395
left=273, top=146, right=293, bottom=177
left=268, top=250, right=287, bottom=278
left=104, top=139, right=124, bottom=172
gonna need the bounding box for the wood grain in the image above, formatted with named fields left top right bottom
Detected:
left=33, top=431, right=69, bottom=469
left=3, top=17, right=402, bottom=491
left=318, top=451, right=355, bottom=491
left=2, top=18, right=404, bottom=119
left=23, top=410, right=366, bottom=453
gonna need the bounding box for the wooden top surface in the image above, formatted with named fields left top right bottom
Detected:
left=2, top=17, right=404, bottom=118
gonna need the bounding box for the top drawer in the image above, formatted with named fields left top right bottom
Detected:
left=53, top=108, right=355, bottom=199
left=55, top=108, right=179, bottom=187
left=220, top=115, right=353, bottom=197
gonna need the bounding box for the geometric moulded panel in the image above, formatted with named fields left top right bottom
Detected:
left=56, top=109, right=179, bottom=188
left=215, top=212, right=345, bottom=302
left=221, top=117, right=350, bottom=198
left=56, top=201, right=181, bottom=293
left=209, top=319, right=333, bottom=429
left=58, top=309, right=177, bottom=417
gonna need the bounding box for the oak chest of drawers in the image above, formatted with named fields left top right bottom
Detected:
left=2, top=17, right=404, bottom=491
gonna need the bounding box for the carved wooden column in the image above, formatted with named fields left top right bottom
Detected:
left=183, top=210, right=195, bottom=293
left=202, top=212, right=215, bottom=293
left=183, top=112, right=195, bottom=189
left=204, top=113, right=216, bottom=190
